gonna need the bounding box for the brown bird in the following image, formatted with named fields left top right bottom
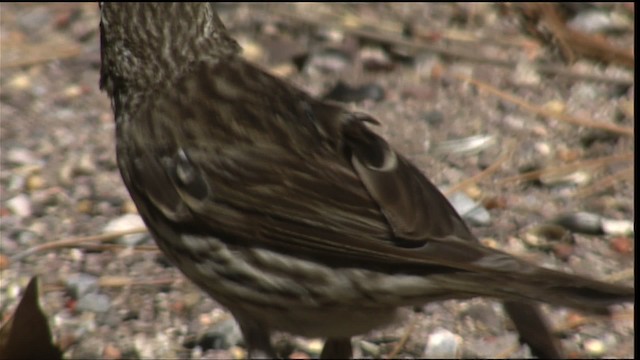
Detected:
left=99, top=3, right=633, bottom=358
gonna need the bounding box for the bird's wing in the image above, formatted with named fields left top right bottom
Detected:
left=116, top=59, right=616, bottom=281
left=119, top=59, right=516, bottom=274
left=118, top=58, right=632, bottom=309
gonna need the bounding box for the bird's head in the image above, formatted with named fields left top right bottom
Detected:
left=99, top=2, right=240, bottom=95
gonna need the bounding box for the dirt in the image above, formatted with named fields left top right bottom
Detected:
left=0, top=3, right=634, bottom=359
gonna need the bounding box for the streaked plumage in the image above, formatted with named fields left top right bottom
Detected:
left=99, top=3, right=633, bottom=358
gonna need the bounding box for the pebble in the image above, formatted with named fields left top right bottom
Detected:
left=77, top=292, right=111, bottom=313
left=553, top=212, right=604, bottom=235
left=0, top=254, right=9, bottom=270
left=62, top=85, right=83, bottom=99
left=6, top=282, right=23, bottom=301
left=102, top=343, right=122, bottom=360
left=422, top=110, right=445, bottom=127
left=423, top=328, right=463, bottom=359
left=229, top=346, right=247, bottom=360
left=543, top=99, right=566, bottom=113
left=7, top=174, right=26, bottom=192
left=512, top=61, right=540, bottom=85
left=304, top=48, right=352, bottom=76
left=8, top=73, right=31, bottom=90
left=103, top=214, right=147, bottom=246
left=448, top=192, right=491, bottom=226
left=77, top=153, right=97, bottom=174
left=323, top=81, right=385, bottom=103
left=26, top=174, right=46, bottom=191
left=610, top=237, right=633, bottom=254
left=525, top=223, right=573, bottom=247
left=360, top=46, right=393, bottom=71
left=552, top=243, right=575, bottom=261
left=6, top=147, right=39, bottom=165
left=583, top=338, right=605, bottom=357
left=534, top=141, right=552, bottom=157
left=6, top=194, right=32, bottom=217
left=75, top=199, right=94, bottom=214
left=358, top=339, right=381, bottom=358
left=66, top=273, right=99, bottom=298
left=601, top=218, right=634, bottom=236
left=295, top=338, right=323, bottom=356
left=58, top=161, right=75, bottom=185
left=198, top=318, right=243, bottom=350
left=289, top=351, right=311, bottom=359
left=568, top=10, right=629, bottom=34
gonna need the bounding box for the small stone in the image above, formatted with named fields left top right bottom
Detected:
left=358, top=339, right=380, bottom=357
left=58, top=162, right=75, bottom=185
left=463, top=184, right=482, bottom=200
left=568, top=10, right=629, bottom=34
left=66, top=273, right=99, bottom=298
left=481, top=195, right=507, bottom=210
left=200, top=318, right=243, bottom=350
left=8, top=73, right=31, bottom=90
left=601, top=219, right=634, bottom=236
left=554, top=212, right=603, bottom=235
left=103, top=343, right=122, bottom=360
left=323, top=81, right=384, bottom=103
left=526, top=224, right=573, bottom=247
left=305, top=48, right=352, bottom=76
left=63, top=85, right=83, bottom=98
left=76, top=199, right=94, bottom=214
left=7, top=282, right=22, bottom=300
left=77, top=153, right=97, bottom=175
left=423, top=328, right=463, bottom=359
left=422, top=110, right=444, bottom=126
left=26, top=174, right=46, bottom=191
left=77, top=292, right=111, bottom=313
left=610, top=237, right=632, bottom=254
left=301, top=339, right=324, bottom=356
left=583, top=338, right=605, bottom=357
left=289, top=351, right=311, bottom=359
left=7, top=148, right=38, bottom=165
left=69, top=248, right=84, bottom=262
left=552, top=243, right=575, bottom=261
left=7, top=194, right=32, bottom=217
left=448, top=192, right=491, bottom=226
left=229, top=346, right=246, bottom=360
left=543, top=100, right=565, bottom=114
left=103, top=214, right=147, bottom=246
left=534, top=141, right=552, bottom=157
left=0, top=254, right=9, bottom=270
left=512, top=61, right=540, bottom=85
left=360, top=46, right=393, bottom=72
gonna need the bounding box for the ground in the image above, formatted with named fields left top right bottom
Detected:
left=0, top=3, right=634, bottom=359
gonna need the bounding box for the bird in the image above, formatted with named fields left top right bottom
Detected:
left=98, top=3, right=633, bottom=359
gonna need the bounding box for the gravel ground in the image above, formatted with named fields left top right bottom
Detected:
left=1, top=3, right=634, bottom=359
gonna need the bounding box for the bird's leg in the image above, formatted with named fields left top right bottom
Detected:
left=503, top=301, right=563, bottom=359
left=321, top=337, right=353, bottom=359
left=236, top=318, right=275, bottom=359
